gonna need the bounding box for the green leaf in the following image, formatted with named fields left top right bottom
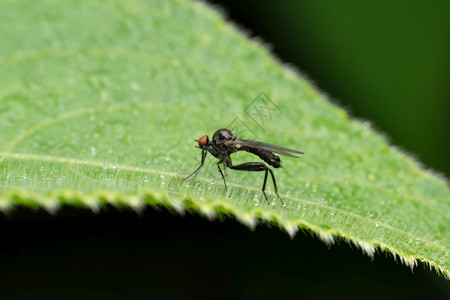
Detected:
left=0, top=0, right=448, bottom=279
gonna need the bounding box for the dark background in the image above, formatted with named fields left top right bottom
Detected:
left=1, top=1, right=449, bottom=298
left=1, top=207, right=449, bottom=298
left=210, top=0, right=450, bottom=177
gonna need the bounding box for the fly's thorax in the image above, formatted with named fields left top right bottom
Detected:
left=211, top=140, right=234, bottom=156
left=206, top=142, right=231, bottom=160
left=212, top=128, right=236, bottom=143
left=209, top=129, right=236, bottom=157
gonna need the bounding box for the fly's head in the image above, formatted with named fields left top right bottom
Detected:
left=196, top=135, right=209, bottom=149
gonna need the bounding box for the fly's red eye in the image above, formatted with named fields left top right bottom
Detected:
left=197, top=135, right=209, bottom=148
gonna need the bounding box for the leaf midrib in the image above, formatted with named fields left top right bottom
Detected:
left=1, top=151, right=446, bottom=255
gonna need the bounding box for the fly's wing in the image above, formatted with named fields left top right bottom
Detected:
left=236, top=139, right=304, bottom=158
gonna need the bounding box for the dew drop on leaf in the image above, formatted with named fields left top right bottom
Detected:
left=130, top=82, right=141, bottom=91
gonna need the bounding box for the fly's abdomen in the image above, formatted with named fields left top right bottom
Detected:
left=243, top=146, right=281, bottom=168
left=262, top=151, right=281, bottom=168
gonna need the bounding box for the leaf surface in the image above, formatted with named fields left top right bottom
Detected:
left=0, top=0, right=448, bottom=278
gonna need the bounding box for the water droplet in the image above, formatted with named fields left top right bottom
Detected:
left=40, top=166, right=44, bottom=172
left=375, top=223, right=380, bottom=227
left=253, top=194, right=260, bottom=206
left=130, top=82, right=141, bottom=91
left=317, top=198, right=327, bottom=204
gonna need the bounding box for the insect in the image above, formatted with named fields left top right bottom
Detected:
left=184, top=128, right=304, bottom=205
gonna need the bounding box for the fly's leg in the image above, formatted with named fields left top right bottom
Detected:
left=217, top=162, right=227, bottom=191
left=184, top=148, right=208, bottom=180
left=225, top=158, right=283, bottom=206
left=267, top=168, right=281, bottom=203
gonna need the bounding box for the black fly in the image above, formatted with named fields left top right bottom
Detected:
left=184, top=128, right=304, bottom=205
